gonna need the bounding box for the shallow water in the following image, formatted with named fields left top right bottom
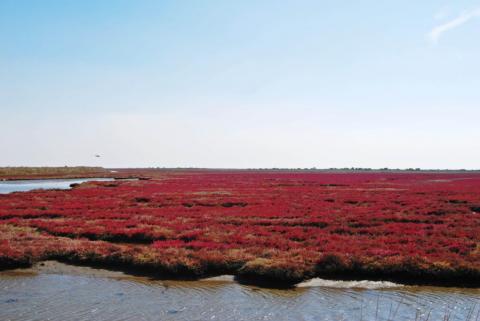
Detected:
left=0, top=178, right=114, bottom=194
left=0, top=263, right=479, bottom=321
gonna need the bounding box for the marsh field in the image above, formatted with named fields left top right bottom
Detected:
left=1, top=168, right=479, bottom=320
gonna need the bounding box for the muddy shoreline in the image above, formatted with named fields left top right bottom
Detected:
left=1, top=258, right=478, bottom=289
left=1, top=260, right=403, bottom=290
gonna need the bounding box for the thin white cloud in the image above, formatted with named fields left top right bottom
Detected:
left=428, top=7, right=480, bottom=43
left=434, top=6, right=450, bottom=20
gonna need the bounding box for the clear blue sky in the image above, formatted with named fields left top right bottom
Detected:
left=1, top=1, right=479, bottom=168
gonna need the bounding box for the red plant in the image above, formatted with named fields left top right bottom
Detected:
left=1, top=170, right=479, bottom=285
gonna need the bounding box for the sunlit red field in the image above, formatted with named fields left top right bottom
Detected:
left=1, top=170, right=480, bottom=286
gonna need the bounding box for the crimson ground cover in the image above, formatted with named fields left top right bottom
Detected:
left=1, top=170, right=479, bottom=286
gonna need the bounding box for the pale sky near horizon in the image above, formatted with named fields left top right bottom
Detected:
left=1, top=1, right=479, bottom=169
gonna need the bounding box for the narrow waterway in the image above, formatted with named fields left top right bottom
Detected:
left=0, top=262, right=479, bottom=321
left=0, top=178, right=114, bottom=194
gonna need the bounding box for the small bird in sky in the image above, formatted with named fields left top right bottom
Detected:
left=95, top=154, right=101, bottom=158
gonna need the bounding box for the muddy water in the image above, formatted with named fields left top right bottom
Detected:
left=0, top=262, right=479, bottom=321
left=0, top=178, right=114, bottom=194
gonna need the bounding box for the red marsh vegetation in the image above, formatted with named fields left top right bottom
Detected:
left=1, top=170, right=479, bottom=287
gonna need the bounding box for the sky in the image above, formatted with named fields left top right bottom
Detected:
left=1, top=1, right=479, bottom=169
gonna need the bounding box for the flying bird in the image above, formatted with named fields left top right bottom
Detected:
left=95, top=154, right=101, bottom=158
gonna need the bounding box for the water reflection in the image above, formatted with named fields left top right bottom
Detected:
left=0, top=263, right=479, bottom=321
